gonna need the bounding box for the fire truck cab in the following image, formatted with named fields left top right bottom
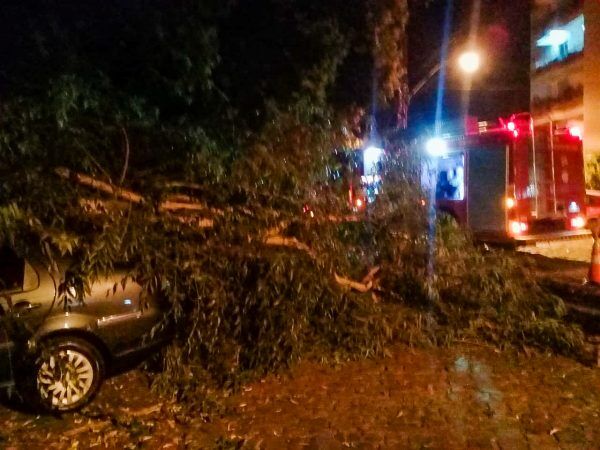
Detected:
left=429, top=113, right=589, bottom=244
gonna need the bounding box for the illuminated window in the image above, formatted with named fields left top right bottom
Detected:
left=435, top=154, right=465, bottom=201
left=535, top=15, right=584, bottom=69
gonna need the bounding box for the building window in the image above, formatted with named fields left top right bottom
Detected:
left=535, top=14, right=584, bottom=70
left=435, top=154, right=465, bottom=201
left=559, top=42, right=569, bottom=59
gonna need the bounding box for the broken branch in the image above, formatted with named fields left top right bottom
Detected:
left=334, top=273, right=373, bottom=293
left=264, top=235, right=316, bottom=258
left=119, top=126, right=130, bottom=185
left=361, top=266, right=381, bottom=284
left=56, top=167, right=144, bottom=204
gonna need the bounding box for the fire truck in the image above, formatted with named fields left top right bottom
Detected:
left=428, top=113, right=592, bottom=244
left=330, top=146, right=383, bottom=212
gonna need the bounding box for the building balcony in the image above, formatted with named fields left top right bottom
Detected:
left=533, top=11, right=584, bottom=71
left=533, top=50, right=583, bottom=75
left=532, top=83, right=583, bottom=115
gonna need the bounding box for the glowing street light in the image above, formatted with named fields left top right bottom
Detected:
left=363, top=146, right=383, bottom=165
left=410, top=49, right=483, bottom=102
left=457, top=50, right=481, bottom=74
left=363, top=145, right=383, bottom=171
left=426, top=137, right=448, bottom=157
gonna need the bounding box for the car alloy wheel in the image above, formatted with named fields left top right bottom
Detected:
left=35, top=337, right=104, bottom=412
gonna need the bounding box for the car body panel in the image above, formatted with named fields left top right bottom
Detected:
left=30, top=274, right=165, bottom=356
left=0, top=250, right=166, bottom=390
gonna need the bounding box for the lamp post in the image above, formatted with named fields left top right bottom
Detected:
left=408, top=49, right=483, bottom=104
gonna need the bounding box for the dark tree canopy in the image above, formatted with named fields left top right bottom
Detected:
left=0, top=0, right=409, bottom=138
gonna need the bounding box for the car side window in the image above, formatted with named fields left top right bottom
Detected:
left=0, top=247, right=25, bottom=292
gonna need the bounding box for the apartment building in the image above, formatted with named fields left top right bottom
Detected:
left=531, top=0, right=600, bottom=165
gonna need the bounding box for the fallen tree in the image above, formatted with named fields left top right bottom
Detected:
left=3, top=136, right=590, bottom=407
left=0, top=0, right=589, bottom=410
left=56, top=166, right=380, bottom=291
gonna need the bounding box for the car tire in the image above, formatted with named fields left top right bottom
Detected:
left=34, top=336, right=105, bottom=412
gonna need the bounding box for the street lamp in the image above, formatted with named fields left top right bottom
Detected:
left=425, top=137, right=448, bottom=157
left=409, top=49, right=483, bottom=102
left=457, top=50, right=481, bottom=74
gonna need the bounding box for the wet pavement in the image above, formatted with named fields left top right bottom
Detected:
left=0, top=345, right=598, bottom=449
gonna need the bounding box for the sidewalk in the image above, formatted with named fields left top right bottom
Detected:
left=1, top=345, right=598, bottom=449
left=519, top=236, right=594, bottom=264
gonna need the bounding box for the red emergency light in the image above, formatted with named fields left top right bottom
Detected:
left=568, top=126, right=583, bottom=141
left=570, top=215, right=585, bottom=229
left=505, top=121, right=519, bottom=138
left=554, top=125, right=583, bottom=141
left=508, top=220, right=528, bottom=236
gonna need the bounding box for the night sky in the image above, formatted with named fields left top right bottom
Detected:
left=408, top=0, right=531, bottom=128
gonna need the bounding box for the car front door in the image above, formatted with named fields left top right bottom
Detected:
left=0, top=247, right=58, bottom=388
